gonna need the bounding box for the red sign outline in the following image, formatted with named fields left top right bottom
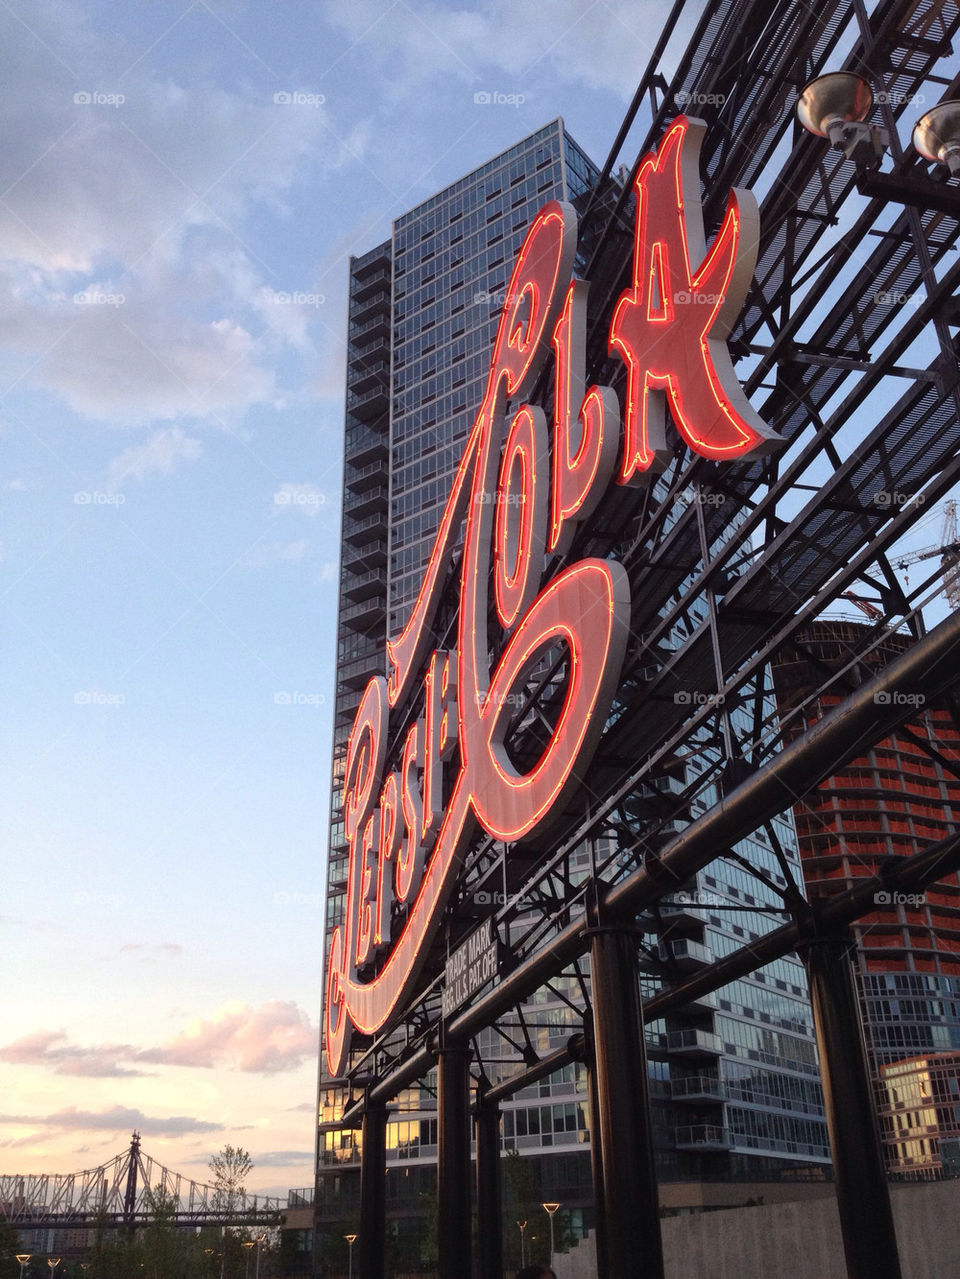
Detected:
left=324, top=118, right=781, bottom=1077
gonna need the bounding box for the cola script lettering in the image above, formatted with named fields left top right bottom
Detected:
left=324, top=116, right=779, bottom=1076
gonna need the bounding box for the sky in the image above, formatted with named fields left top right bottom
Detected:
left=0, top=0, right=713, bottom=1198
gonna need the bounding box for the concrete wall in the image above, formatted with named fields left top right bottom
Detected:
left=552, top=1181, right=960, bottom=1279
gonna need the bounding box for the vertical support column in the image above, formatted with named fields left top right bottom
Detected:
left=589, top=925, right=664, bottom=1279
left=804, top=930, right=902, bottom=1279
left=438, top=1046, right=472, bottom=1279
left=358, top=1096, right=387, bottom=1279
left=574, top=1030, right=609, bottom=1279
left=475, top=1089, right=503, bottom=1279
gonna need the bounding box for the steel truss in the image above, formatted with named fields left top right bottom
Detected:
left=327, top=1, right=960, bottom=1276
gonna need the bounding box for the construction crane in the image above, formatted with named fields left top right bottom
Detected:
left=895, top=499, right=960, bottom=610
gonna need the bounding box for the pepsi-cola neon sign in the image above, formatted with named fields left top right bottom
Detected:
left=324, top=116, right=780, bottom=1076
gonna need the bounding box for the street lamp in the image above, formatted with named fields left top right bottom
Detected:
left=254, top=1232, right=267, bottom=1279
left=47, top=1261, right=61, bottom=1279
left=344, top=1234, right=357, bottom=1279
left=15, top=1255, right=30, bottom=1279
left=517, top=1219, right=528, bottom=1267
left=542, top=1202, right=561, bottom=1264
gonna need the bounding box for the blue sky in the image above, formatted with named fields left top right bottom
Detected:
left=0, top=0, right=706, bottom=1194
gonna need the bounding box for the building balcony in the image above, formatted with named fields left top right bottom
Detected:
left=349, top=360, right=390, bottom=394
left=344, top=485, right=388, bottom=519
left=343, top=539, right=387, bottom=575
left=658, top=938, right=713, bottom=972
left=674, top=1124, right=731, bottom=1151
left=351, top=265, right=392, bottom=300
left=345, top=460, right=388, bottom=493
left=343, top=512, right=388, bottom=547
left=670, top=1075, right=726, bottom=1103
left=346, top=383, right=389, bottom=420
left=350, top=288, right=390, bottom=324
left=340, top=596, right=386, bottom=632
left=345, top=424, right=388, bottom=467
left=658, top=898, right=707, bottom=934
left=339, top=652, right=383, bottom=689
left=343, top=568, right=385, bottom=602
left=645, top=1031, right=669, bottom=1060
left=348, top=312, right=390, bottom=345
left=666, top=1028, right=723, bottom=1058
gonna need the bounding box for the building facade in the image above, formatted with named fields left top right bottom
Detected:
left=319, top=122, right=831, bottom=1269
left=880, top=1052, right=960, bottom=1176
left=773, top=619, right=960, bottom=1156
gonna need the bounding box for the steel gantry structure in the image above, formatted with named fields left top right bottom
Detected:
left=323, top=1, right=960, bottom=1277
left=0, top=1134, right=283, bottom=1231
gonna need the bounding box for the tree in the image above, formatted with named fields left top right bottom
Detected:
left=0, top=1222, right=24, bottom=1279
left=209, top=1147, right=253, bottom=1216
left=208, top=1147, right=254, bottom=1279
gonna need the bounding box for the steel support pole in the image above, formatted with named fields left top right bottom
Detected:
left=589, top=926, right=664, bottom=1279
left=475, top=1093, right=503, bottom=1279
left=438, top=1047, right=472, bottom=1279
left=580, top=1034, right=609, bottom=1279
left=358, top=1097, right=386, bottom=1279
left=804, top=931, right=902, bottom=1279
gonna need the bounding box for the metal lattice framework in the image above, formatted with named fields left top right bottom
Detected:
left=332, top=0, right=960, bottom=1123
left=0, top=1135, right=283, bottom=1229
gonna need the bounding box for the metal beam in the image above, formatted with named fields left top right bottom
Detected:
left=804, top=930, right=902, bottom=1279
left=357, top=607, right=960, bottom=1111
left=475, top=1093, right=503, bottom=1279
left=358, top=1099, right=386, bottom=1279
left=589, top=925, right=664, bottom=1278
left=437, top=1047, right=472, bottom=1279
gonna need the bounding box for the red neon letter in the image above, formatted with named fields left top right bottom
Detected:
left=608, top=115, right=780, bottom=479
left=549, top=280, right=619, bottom=553
left=494, top=405, right=548, bottom=629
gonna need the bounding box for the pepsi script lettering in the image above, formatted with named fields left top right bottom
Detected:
left=324, top=116, right=781, bottom=1076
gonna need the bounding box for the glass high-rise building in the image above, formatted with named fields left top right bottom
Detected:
left=317, top=120, right=830, bottom=1267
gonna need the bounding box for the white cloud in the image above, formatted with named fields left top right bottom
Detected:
left=322, top=0, right=668, bottom=100
left=0, top=1001, right=317, bottom=1079
left=139, top=1001, right=316, bottom=1074
left=107, top=428, right=202, bottom=488
left=0, top=0, right=346, bottom=427
left=0, top=1105, right=222, bottom=1136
